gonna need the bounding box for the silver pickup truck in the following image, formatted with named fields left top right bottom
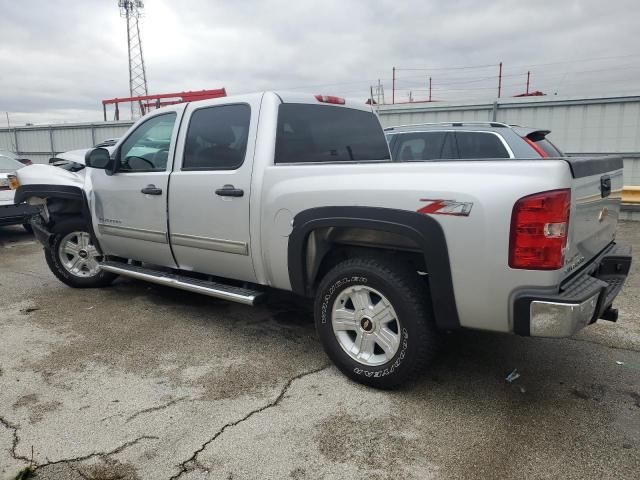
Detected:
left=13, top=91, right=632, bottom=388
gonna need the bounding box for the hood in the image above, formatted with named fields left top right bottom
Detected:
left=52, top=146, right=116, bottom=166
left=16, top=163, right=85, bottom=189
left=54, top=148, right=91, bottom=165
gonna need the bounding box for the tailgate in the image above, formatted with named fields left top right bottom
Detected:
left=563, top=156, right=623, bottom=279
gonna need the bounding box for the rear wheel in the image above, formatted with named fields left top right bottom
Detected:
left=314, top=256, right=439, bottom=389
left=45, top=218, right=117, bottom=288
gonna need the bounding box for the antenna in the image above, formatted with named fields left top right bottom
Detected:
left=119, top=0, right=149, bottom=119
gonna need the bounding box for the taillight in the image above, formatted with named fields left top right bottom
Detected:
left=315, top=94, right=345, bottom=105
left=523, top=136, right=548, bottom=158
left=509, top=189, right=570, bottom=270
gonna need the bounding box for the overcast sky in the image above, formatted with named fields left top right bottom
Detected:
left=1, top=0, right=638, bottom=125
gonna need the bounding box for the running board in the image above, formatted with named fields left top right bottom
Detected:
left=99, top=261, right=264, bottom=306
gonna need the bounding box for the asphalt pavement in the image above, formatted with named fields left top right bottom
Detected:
left=1, top=222, right=638, bottom=479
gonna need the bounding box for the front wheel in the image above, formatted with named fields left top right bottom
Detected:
left=314, top=257, right=439, bottom=389
left=44, top=218, right=117, bottom=288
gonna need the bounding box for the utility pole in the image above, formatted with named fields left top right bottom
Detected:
left=428, top=76, right=432, bottom=102
left=392, top=66, right=396, bottom=104
left=497, top=62, right=503, bottom=98
left=119, top=1, right=149, bottom=119
left=526, top=71, right=530, bottom=95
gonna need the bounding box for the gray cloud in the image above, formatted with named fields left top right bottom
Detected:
left=1, top=0, right=638, bottom=125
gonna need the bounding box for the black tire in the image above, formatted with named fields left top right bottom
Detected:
left=314, top=256, right=439, bottom=389
left=22, top=223, right=33, bottom=234
left=44, top=217, right=118, bottom=288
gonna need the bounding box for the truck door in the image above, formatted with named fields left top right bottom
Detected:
left=90, top=108, right=182, bottom=267
left=168, top=96, right=260, bottom=282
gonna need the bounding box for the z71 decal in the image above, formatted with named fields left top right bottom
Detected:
left=417, top=199, right=473, bottom=216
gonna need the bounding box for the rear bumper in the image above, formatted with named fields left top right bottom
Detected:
left=513, top=242, right=632, bottom=337
left=0, top=203, right=39, bottom=226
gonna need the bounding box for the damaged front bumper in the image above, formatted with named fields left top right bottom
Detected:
left=0, top=203, right=39, bottom=226
left=513, top=242, right=632, bottom=337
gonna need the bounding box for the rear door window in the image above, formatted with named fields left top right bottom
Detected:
left=392, top=132, right=455, bottom=161
left=275, top=104, right=390, bottom=164
left=183, top=104, right=251, bottom=170
left=455, top=132, right=510, bottom=159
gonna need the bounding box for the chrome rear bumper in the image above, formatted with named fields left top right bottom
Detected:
left=514, top=242, right=631, bottom=338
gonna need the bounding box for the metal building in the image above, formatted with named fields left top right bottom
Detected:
left=0, top=121, right=133, bottom=165
left=1, top=92, right=639, bottom=190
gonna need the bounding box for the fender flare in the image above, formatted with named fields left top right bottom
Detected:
left=14, top=184, right=101, bottom=251
left=287, top=206, right=460, bottom=330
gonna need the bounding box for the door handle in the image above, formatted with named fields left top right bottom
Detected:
left=215, top=184, right=244, bottom=197
left=141, top=184, right=163, bottom=195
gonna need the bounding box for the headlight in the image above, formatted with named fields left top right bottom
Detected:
left=7, top=174, right=20, bottom=190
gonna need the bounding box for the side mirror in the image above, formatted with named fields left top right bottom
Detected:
left=85, top=148, right=113, bottom=173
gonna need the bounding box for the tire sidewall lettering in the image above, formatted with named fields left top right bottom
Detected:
left=320, top=276, right=367, bottom=325
left=352, top=328, right=409, bottom=378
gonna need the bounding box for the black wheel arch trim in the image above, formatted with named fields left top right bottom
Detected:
left=288, top=206, right=460, bottom=330
left=14, top=184, right=102, bottom=252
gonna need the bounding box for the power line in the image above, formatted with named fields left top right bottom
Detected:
left=395, top=63, right=497, bottom=71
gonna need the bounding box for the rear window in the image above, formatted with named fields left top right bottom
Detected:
left=533, top=138, right=563, bottom=157
left=275, top=104, right=390, bottom=164
left=456, top=132, right=510, bottom=159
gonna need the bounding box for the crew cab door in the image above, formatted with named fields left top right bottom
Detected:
left=90, top=108, right=182, bottom=267
left=168, top=95, right=260, bottom=282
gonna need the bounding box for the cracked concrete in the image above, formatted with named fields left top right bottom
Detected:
left=169, top=365, right=331, bottom=480
left=1, top=222, right=639, bottom=479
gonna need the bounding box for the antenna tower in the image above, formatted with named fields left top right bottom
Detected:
left=119, top=0, right=148, bottom=119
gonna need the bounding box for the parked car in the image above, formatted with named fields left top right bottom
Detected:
left=0, top=155, right=37, bottom=230
left=385, top=121, right=562, bottom=161
left=0, top=148, right=32, bottom=165
left=14, top=92, right=631, bottom=388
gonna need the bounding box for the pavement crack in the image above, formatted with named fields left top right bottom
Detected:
left=36, top=435, right=159, bottom=470
left=0, top=415, right=32, bottom=464
left=125, top=396, right=190, bottom=423
left=169, top=364, right=331, bottom=480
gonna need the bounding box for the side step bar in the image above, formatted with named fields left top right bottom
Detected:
left=99, top=261, right=264, bottom=306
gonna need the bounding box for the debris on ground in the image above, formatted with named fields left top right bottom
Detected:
left=616, top=361, right=625, bottom=365
left=505, top=369, right=520, bottom=383
left=12, top=466, right=35, bottom=480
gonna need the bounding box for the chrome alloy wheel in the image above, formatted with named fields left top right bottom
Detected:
left=331, top=285, right=402, bottom=366
left=58, top=231, right=102, bottom=278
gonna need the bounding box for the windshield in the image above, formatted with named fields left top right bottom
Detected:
left=0, top=149, right=20, bottom=160
left=0, top=155, right=24, bottom=171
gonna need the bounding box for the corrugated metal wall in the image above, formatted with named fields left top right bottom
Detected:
left=0, top=121, right=134, bottom=164
left=377, top=94, right=640, bottom=185
left=2, top=94, right=639, bottom=185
